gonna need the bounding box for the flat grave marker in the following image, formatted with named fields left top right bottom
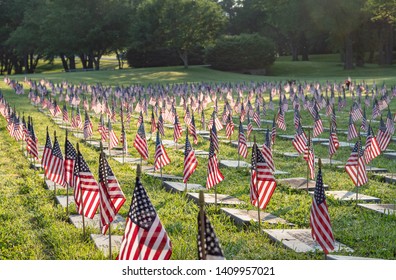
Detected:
left=279, top=152, right=300, bottom=158
left=336, top=165, right=388, bottom=173
left=230, top=140, right=254, bottom=148
left=308, top=191, right=381, bottom=203
left=69, top=214, right=125, bottom=230
left=322, top=141, right=352, bottom=148
left=145, top=172, right=183, bottom=181
left=383, top=152, right=396, bottom=160
left=162, top=139, right=184, bottom=149
left=162, top=181, right=205, bottom=193
left=187, top=193, right=245, bottom=206
left=129, top=165, right=155, bottom=173
left=277, top=177, right=329, bottom=191
left=326, top=254, right=381, bottom=260
left=220, top=160, right=250, bottom=168
left=264, top=229, right=353, bottom=253
left=103, top=149, right=126, bottom=157
left=112, top=157, right=145, bottom=165
left=55, top=195, right=75, bottom=208
left=358, top=203, right=396, bottom=215
left=196, top=130, right=210, bottom=135
left=314, top=158, right=343, bottom=165
left=90, top=234, right=123, bottom=257
left=221, top=208, right=293, bottom=226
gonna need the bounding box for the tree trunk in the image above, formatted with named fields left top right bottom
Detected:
left=178, top=50, right=189, bottom=69
left=385, top=22, right=393, bottom=65
left=68, top=55, right=76, bottom=70
left=87, top=52, right=94, bottom=69
left=79, top=53, right=88, bottom=69
left=299, top=32, right=309, bottom=61
left=115, top=50, right=122, bottom=69
left=344, top=35, right=354, bottom=70
left=60, top=54, right=69, bottom=72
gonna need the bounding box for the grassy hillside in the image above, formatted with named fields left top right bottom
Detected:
left=1, top=55, right=396, bottom=260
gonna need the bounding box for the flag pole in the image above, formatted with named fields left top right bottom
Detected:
left=198, top=190, right=207, bottom=260
left=253, top=135, right=261, bottom=233
left=100, top=142, right=112, bottom=260
left=65, top=130, right=69, bottom=216
left=53, top=130, right=57, bottom=201
left=76, top=142, right=86, bottom=237
left=356, top=134, right=361, bottom=205
left=307, top=129, right=311, bottom=193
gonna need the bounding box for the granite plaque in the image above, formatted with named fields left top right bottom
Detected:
left=221, top=208, right=293, bottom=226
left=162, top=181, right=205, bottom=193
left=187, top=193, right=245, bottom=206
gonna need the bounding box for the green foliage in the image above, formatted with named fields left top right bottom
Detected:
left=205, top=33, right=276, bottom=71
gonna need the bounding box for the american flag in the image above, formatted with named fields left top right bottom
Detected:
left=309, top=163, right=335, bottom=254
left=46, top=136, right=65, bottom=186
left=133, top=122, right=149, bottom=160
left=197, top=205, right=225, bottom=260
left=364, top=125, right=381, bottom=164
left=83, top=111, right=93, bottom=140
left=238, top=120, right=248, bottom=158
left=372, top=99, right=380, bottom=119
left=62, top=104, right=69, bottom=123
left=98, top=115, right=108, bottom=142
left=188, top=113, right=198, bottom=145
left=121, top=123, right=128, bottom=154
left=137, top=111, right=143, bottom=128
left=158, top=112, right=165, bottom=137
left=206, top=138, right=224, bottom=189
left=253, top=104, right=261, bottom=127
left=345, top=140, right=368, bottom=187
left=183, top=133, right=198, bottom=183
left=75, top=107, right=83, bottom=130
left=98, top=152, right=126, bottom=234
left=331, top=106, right=337, bottom=129
left=313, top=104, right=323, bottom=137
left=351, top=102, right=363, bottom=122
left=225, top=114, right=234, bottom=139
left=347, top=114, right=358, bottom=141
left=271, top=115, right=277, bottom=146
left=328, top=125, right=339, bottom=157
left=210, top=119, right=219, bottom=153
left=247, top=115, right=253, bottom=139
left=200, top=110, right=205, bottom=129
left=276, top=106, right=286, bottom=131
left=26, top=118, right=39, bottom=160
left=292, top=121, right=308, bottom=154
left=184, top=106, right=192, bottom=127
left=173, top=112, right=183, bottom=143
left=73, top=150, right=100, bottom=219
left=117, top=176, right=172, bottom=260
left=42, top=129, right=53, bottom=170
left=294, top=108, right=301, bottom=129
left=303, top=136, right=315, bottom=180
left=377, top=116, right=392, bottom=151
left=64, top=138, right=76, bottom=186
left=360, top=106, right=367, bottom=132
left=261, top=128, right=275, bottom=171
left=250, top=142, right=277, bottom=210
left=154, top=130, right=170, bottom=171
left=151, top=108, right=156, bottom=134
left=386, top=108, right=394, bottom=135
left=108, top=120, right=119, bottom=150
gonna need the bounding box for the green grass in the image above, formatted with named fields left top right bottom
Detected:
left=1, top=54, right=396, bottom=260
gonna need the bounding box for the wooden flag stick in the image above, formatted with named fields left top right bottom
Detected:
left=198, top=190, right=207, bottom=260
left=356, top=134, right=361, bottom=205
left=307, top=129, right=311, bottom=193
left=53, top=130, right=57, bottom=200
left=254, top=135, right=261, bottom=233
left=65, top=130, right=69, bottom=216
left=100, top=142, right=112, bottom=259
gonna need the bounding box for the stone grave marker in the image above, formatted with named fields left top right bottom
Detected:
left=162, top=139, right=184, bottom=149
left=112, top=157, right=145, bottom=165
left=278, top=135, right=294, bottom=140
left=314, top=158, right=343, bottom=165
left=280, top=152, right=300, bottom=158
left=187, top=193, right=245, bottom=206
left=196, top=130, right=210, bottom=135
left=221, top=208, right=293, bottom=226
left=55, top=195, right=75, bottom=208
left=220, top=160, right=250, bottom=168
left=322, top=141, right=352, bottom=148
left=103, top=149, right=126, bottom=157
left=145, top=172, right=183, bottom=181
left=90, top=234, right=123, bottom=257
left=383, top=152, right=396, bottom=160
left=308, top=191, right=381, bottom=203
left=73, top=132, right=85, bottom=139
left=358, top=203, right=396, bottom=215
left=230, top=140, right=254, bottom=148
left=129, top=165, right=155, bottom=173
left=162, top=181, right=205, bottom=193
left=277, top=177, right=329, bottom=191
left=336, top=165, right=388, bottom=173
left=69, top=213, right=125, bottom=230
left=263, top=229, right=353, bottom=253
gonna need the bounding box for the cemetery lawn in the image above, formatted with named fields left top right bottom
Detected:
left=1, top=55, right=396, bottom=260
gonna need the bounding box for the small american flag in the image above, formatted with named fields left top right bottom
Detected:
left=328, top=125, right=339, bottom=157
left=42, top=129, right=53, bottom=170
left=347, top=114, right=358, bottom=141
left=98, top=152, right=126, bottom=235
left=310, top=163, right=335, bottom=254
left=133, top=122, right=149, bottom=160
left=108, top=120, right=119, bottom=150
left=183, top=133, right=198, bottom=183
left=345, top=140, right=368, bottom=187
left=276, top=106, right=286, bottom=131
left=206, top=139, right=224, bottom=189
left=26, top=118, right=39, bottom=160
left=253, top=104, right=261, bottom=127
left=158, top=112, right=165, bottom=137
left=225, top=114, right=234, bottom=139
left=313, top=104, right=323, bottom=137
left=154, top=130, right=170, bottom=171
left=292, top=121, right=308, bottom=154
left=250, top=143, right=277, bottom=210
left=372, top=99, right=380, bottom=119
left=271, top=115, right=277, bottom=146
left=303, top=136, right=315, bottom=180
left=83, top=111, right=93, bottom=140
left=173, top=112, right=183, bottom=143
left=188, top=113, right=198, bottom=145
left=62, top=104, right=69, bottom=123
left=64, top=138, right=76, bottom=186
left=377, top=116, right=392, bottom=151
left=247, top=115, right=253, bottom=139
left=386, top=108, right=394, bottom=135
left=121, top=123, right=128, bottom=154
left=197, top=206, right=225, bottom=260
left=364, top=125, right=381, bottom=164
left=360, top=106, right=368, bottom=131
left=98, top=115, right=108, bottom=142
left=117, top=176, right=172, bottom=260
left=46, top=136, right=65, bottom=186
left=210, top=119, right=219, bottom=153
left=261, top=128, right=275, bottom=171
left=73, top=150, right=100, bottom=219
left=151, top=108, right=157, bottom=134
left=238, top=120, right=248, bottom=158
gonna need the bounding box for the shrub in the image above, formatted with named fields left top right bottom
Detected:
left=205, top=33, right=276, bottom=72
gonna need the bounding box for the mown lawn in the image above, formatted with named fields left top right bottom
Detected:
left=1, top=56, right=396, bottom=260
